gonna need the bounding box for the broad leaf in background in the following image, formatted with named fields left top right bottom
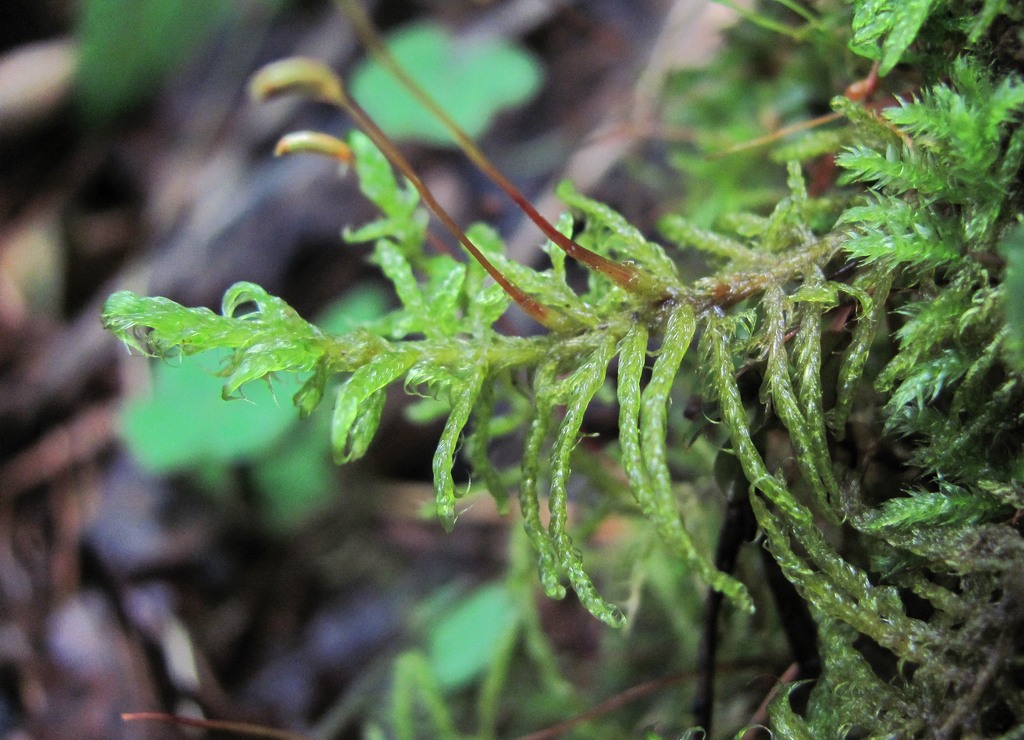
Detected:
left=427, top=582, right=518, bottom=691
left=75, top=0, right=233, bottom=124
left=349, top=22, right=542, bottom=146
left=75, top=0, right=299, bottom=125
left=121, top=348, right=300, bottom=472
left=120, top=285, right=390, bottom=525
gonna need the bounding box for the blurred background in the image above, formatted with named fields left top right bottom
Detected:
left=0, top=1, right=803, bottom=737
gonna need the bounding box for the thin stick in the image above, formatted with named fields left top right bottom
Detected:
left=516, top=657, right=770, bottom=740
left=710, top=61, right=887, bottom=159
left=709, top=112, right=843, bottom=159
left=122, top=712, right=311, bottom=740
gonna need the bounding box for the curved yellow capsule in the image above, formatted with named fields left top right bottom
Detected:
left=273, top=131, right=352, bottom=164
left=248, top=57, right=345, bottom=106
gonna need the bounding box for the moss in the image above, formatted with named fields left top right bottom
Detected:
left=103, top=0, right=1024, bottom=734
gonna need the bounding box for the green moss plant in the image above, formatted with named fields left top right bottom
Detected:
left=104, top=1, right=1024, bottom=735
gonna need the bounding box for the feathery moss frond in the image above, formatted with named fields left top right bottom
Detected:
left=103, top=0, right=1024, bottom=733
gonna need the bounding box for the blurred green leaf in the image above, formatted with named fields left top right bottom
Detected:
left=349, top=22, right=542, bottom=146
left=122, top=286, right=390, bottom=524
left=316, top=283, right=392, bottom=333
left=1000, top=222, right=1024, bottom=370
left=122, top=349, right=300, bottom=472
left=75, top=0, right=232, bottom=124
left=427, top=582, right=518, bottom=691
left=251, top=416, right=334, bottom=528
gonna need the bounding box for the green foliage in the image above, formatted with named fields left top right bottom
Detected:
left=859, top=483, right=1010, bottom=532
left=116, top=287, right=389, bottom=526
left=849, top=0, right=935, bottom=74
left=102, top=0, right=1024, bottom=735
left=1001, top=223, right=1024, bottom=369
left=838, top=56, right=1024, bottom=271
left=349, top=22, right=542, bottom=146
left=108, top=126, right=835, bottom=625
left=75, top=0, right=235, bottom=124
left=121, top=348, right=301, bottom=472
left=966, top=0, right=1023, bottom=43
left=425, top=583, right=519, bottom=692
